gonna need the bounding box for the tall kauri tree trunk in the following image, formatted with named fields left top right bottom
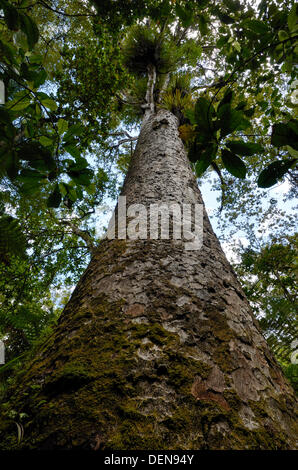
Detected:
left=0, top=109, right=297, bottom=450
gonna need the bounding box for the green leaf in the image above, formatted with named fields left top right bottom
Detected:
left=17, top=167, right=47, bottom=194
left=59, top=182, right=68, bottom=197
left=216, top=11, right=235, bottom=25
left=57, top=119, right=68, bottom=135
left=0, top=39, right=17, bottom=65
left=3, top=2, right=20, bottom=31
left=194, top=97, right=215, bottom=132
left=29, top=53, right=43, bottom=64
left=6, top=98, right=31, bottom=111
left=64, top=145, right=81, bottom=159
left=233, top=41, right=241, bottom=53
left=243, top=19, right=269, bottom=35
left=63, top=124, right=85, bottom=143
left=278, top=30, right=288, bottom=41
left=0, top=107, right=11, bottom=123
left=257, top=159, right=297, bottom=188
left=0, top=150, right=18, bottom=180
left=19, top=168, right=46, bottom=180
left=0, top=214, right=27, bottom=259
left=196, top=0, right=209, bottom=8
left=68, top=157, right=88, bottom=171
left=33, top=68, right=47, bottom=88
left=221, top=149, right=247, bottom=178
left=217, top=105, right=250, bottom=137
left=223, top=0, right=241, bottom=12
left=40, top=98, right=57, bottom=112
left=175, top=4, right=193, bottom=28
left=287, top=146, right=298, bottom=158
left=271, top=121, right=298, bottom=150
left=39, top=136, right=53, bottom=147
left=198, top=14, right=208, bottom=36
left=47, top=184, right=62, bottom=208
left=67, top=169, right=93, bottom=186
left=226, top=141, right=264, bottom=156
left=288, top=4, right=298, bottom=31
left=190, top=142, right=217, bottom=176
left=184, top=108, right=196, bottom=125
left=19, top=13, right=39, bottom=50
left=218, top=89, right=233, bottom=111
left=18, top=142, right=56, bottom=172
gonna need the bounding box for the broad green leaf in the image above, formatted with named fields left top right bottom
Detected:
left=68, top=188, right=78, bottom=202
left=33, top=68, right=47, bottom=88
left=18, top=142, right=56, bottom=172
left=223, top=0, right=241, bottom=12
left=257, top=159, right=297, bottom=188
left=194, top=97, right=215, bottom=133
left=40, top=98, right=57, bottom=112
left=57, top=119, right=68, bottom=135
left=29, top=53, right=43, bottom=64
left=39, top=136, right=53, bottom=147
left=216, top=11, right=235, bottom=25
left=217, top=105, right=249, bottom=137
left=192, top=143, right=217, bottom=177
left=288, top=4, right=298, bottom=31
left=175, top=4, right=193, bottom=28
left=0, top=107, right=11, bottom=123
left=0, top=214, right=27, bottom=259
left=218, top=89, right=233, bottom=111
left=3, top=2, right=20, bottom=31
left=64, top=145, right=81, bottom=159
left=67, top=168, right=93, bottom=186
left=0, top=39, right=18, bottom=65
left=233, top=41, right=241, bottom=53
left=19, top=168, right=46, bottom=180
left=271, top=121, right=298, bottom=150
left=6, top=98, right=31, bottom=111
left=1, top=150, right=18, bottom=180
left=63, top=124, right=85, bottom=143
left=59, top=182, right=68, bottom=197
left=198, top=14, right=208, bottom=36
left=287, top=146, right=298, bottom=158
left=278, top=30, right=288, bottom=42
left=19, top=13, right=39, bottom=50
left=243, top=19, right=269, bottom=35
left=17, top=168, right=47, bottom=194
left=221, top=149, right=247, bottom=178
left=227, top=141, right=264, bottom=156
left=47, top=184, right=62, bottom=208
left=68, top=157, right=88, bottom=171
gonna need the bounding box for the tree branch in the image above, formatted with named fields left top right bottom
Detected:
left=143, top=64, right=156, bottom=116
left=60, top=220, right=95, bottom=254
left=111, top=136, right=138, bottom=149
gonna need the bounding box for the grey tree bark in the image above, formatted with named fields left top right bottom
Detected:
left=0, top=108, right=297, bottom=450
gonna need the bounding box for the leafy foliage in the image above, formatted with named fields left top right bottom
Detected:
left=235, top=235, right=297, bottom=372
left=0, top=214, right=27, bottom=262
left=0, top=0, right=107, bottom=211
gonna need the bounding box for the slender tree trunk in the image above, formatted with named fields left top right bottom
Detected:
left=1, top=109, right=297, bottom=450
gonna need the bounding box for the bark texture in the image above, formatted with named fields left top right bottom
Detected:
left=0, top=109, right=297, bottom=450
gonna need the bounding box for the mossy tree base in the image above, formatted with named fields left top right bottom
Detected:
left=0, top=239, right=297, bottom=450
